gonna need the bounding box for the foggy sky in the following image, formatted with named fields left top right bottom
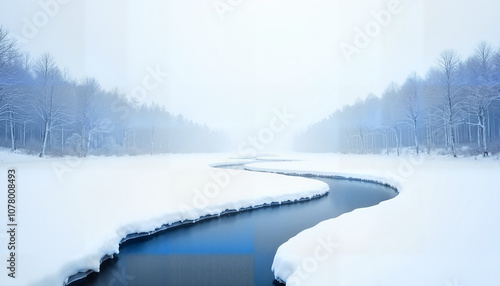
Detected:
left=1, top=0, right=499, bottom=151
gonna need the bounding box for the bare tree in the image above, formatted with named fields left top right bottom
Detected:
left=349, top=96, right=371, bottom=153
left=0, top=28, right=24, bottom=151
left=401, top=72, right=422, bottom=155
left=463, top=42, right=500, bottom=155
left=436, top=49, right=463, bottom=157
left=77, top=78, right=110, bottom=156
left=0, top=27, right=16, bottom=70
left=381, top=82, right=403, bottom=155
left=1, top=87, right=25, bottom=151
left=33, top=53, right=68, bottom=157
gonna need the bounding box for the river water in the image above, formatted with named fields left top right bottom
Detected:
left=70, top=168, right=397, bottom=286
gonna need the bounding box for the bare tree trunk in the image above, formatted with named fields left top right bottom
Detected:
left=48, top=128, right=52, bottom=151
left=39, top=122, right=49, bottom=157
left=80, top=125, right=86, bottom=157
left=61, top=126, right=64, bottom=152
left=444, top=116, right=448, bottom=148
left=4, top=120, right=8, bottom=143
left=481, top=110, right=488, bottom=155
left=482, top=121, right=488, bottom=155
left=22, top=120, right=26, bottom=148
left=9, top=119, right=15, bottom=151
left=86, top=130, right=92, bottom=155
left=398, top=129, right=402, bottom=155
left=413, top=119, right=419, bottom=155
left=122, top=129, right=127, bottom=154
left=449, top=117, right=457, bottom=158
left=487, top=109, right=491, bottom=142
left=385, top=130, right=389, bottom=155
left=426, top=121, right=430, bottom=148
left=370, top=133, right=374, bottom=153
left=467, top=116, right=472, bottom=143
left=8, top=106, right=15, bottom=151
left=395, top=129, right=400, bottom=156
left=478, top=123, right=482, bottom=150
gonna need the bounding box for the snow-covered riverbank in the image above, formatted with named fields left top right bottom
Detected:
left=0, top=153, right=328, bottom=285
left=1, top=152, right=498, bottom=285
left=247, top=153, right=500, bottom=286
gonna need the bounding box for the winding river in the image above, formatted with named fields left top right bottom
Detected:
left=69, top=165, right=397, bottom=286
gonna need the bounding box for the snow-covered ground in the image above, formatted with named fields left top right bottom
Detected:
left=0, top=152, right=328, bottom=286
left=1, top=151, right=498, bottom=286
left=245, top=153, right=500, bottom=286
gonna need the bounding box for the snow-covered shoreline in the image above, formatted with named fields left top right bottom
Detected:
left=247, top=153, right=500, bottom=286
left=244, top=165, right=400, bottom=194
left=0, top=153, right=329, bottom=286
left=67, top=159, right=401, bottom=285
left=1, top=152, right=498, bottom=285
left=66, top=183, right=328, bottom=285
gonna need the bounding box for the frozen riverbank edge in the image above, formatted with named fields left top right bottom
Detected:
left=246, top=154, right=500, bottom=286
left=67, top=162, right=399, bottom=285
left=243, top=166, right=400, bottom=194
left=65, top=177, right=327, bottom=285
left=62, top=163, right=329, bottom=285
left=0, top=153, right=331, bottom=286
left=2, top=152, right=498, bottom=285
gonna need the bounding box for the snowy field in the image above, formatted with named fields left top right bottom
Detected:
left=0, top=151, right=499, bottom=286
left=246, top=153, right=500, bottom=286
left=0, top=152, right=328, bottom=285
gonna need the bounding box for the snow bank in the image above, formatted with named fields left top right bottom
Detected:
left=247, top=153, right=500, bottom=286
left=0, top=153, right=328, bottom=286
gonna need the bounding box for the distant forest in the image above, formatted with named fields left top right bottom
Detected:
left=0, top=27, right=230, bottom=157
left=296, top=42, right=500, bottom=157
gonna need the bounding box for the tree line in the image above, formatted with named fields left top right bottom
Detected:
left=0, top=27, right=230, bottom=157
left=295, top=42, right=500, bottom=157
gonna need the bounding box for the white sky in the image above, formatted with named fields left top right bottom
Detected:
left=1, top=0, right=499, bottom=151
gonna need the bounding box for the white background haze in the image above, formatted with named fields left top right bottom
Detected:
left=1, top=0, right=499, bottom=151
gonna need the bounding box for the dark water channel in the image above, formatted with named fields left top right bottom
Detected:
left=69, top=165, right=397, bottom=286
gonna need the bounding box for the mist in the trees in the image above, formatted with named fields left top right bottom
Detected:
left=0, top=27, right=231, bottom=156
left=295, top=42, right=500, bottom=157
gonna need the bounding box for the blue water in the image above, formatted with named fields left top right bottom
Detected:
left=69, top=170, right=397, bottom=286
